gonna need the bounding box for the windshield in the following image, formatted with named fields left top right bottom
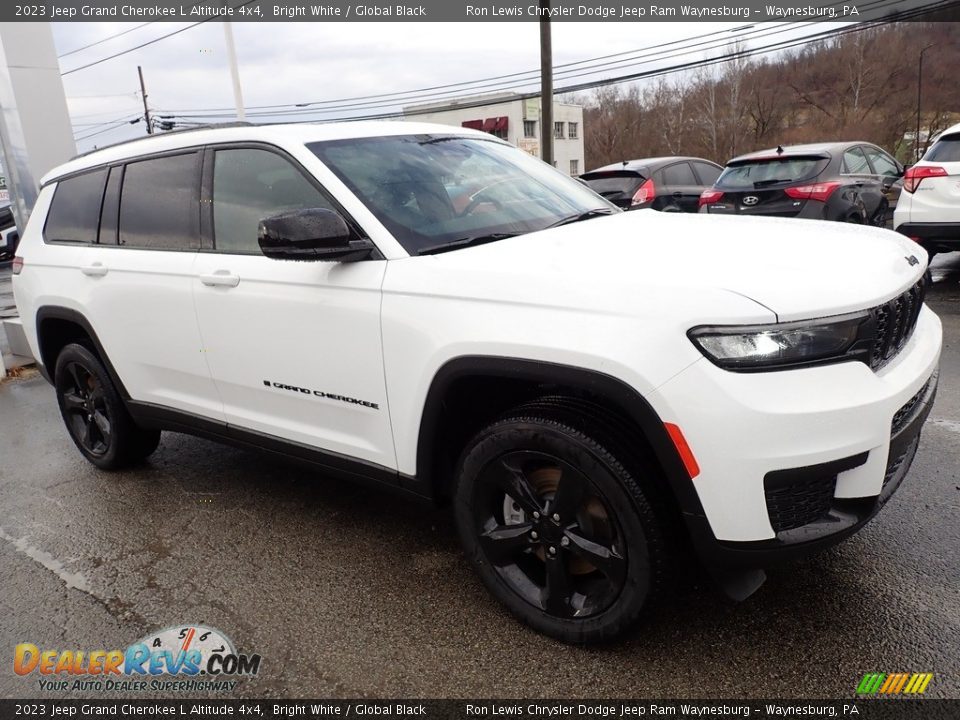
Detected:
left=924, top=134, right=960, bottom=162
left=581, top=172, right=644, bottom=197
left=716, top=156, right=829, bottom=190
left=308, top=134, right=616, bottom=255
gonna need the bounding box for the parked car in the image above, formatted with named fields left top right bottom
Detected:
left=12, top=123, right=941, bottom=643
left=894, top=122, right=960, bottom=259
left=581, top=156, right=722, bottom=212
left=700, top=142, right=904, bottom=226
left=0, top=205, right=18, bottom=260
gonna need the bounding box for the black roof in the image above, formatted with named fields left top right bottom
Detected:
left=583, top=156, right=720, bottom=176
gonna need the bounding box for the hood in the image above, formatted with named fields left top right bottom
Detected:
left=411, top=210, right=926, bottom=322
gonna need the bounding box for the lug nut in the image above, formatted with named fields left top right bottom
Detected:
left=548, top=546, right=557, bottom=555
left=552, top=513, right=560, bottom=522
left=532, top=511, right=540, bottom=519
left=531, top=531, right=538, bottom=540
left=561, top=537, right=570, bottom=547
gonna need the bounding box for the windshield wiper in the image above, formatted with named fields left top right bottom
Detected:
left=417, top=232, right=520, bottom=256
left=546, top=208, right=617, bottom=228
left=753, top=178, right=793, bottom=187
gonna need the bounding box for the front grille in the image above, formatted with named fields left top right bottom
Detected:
left=765, top=475, right=836, bottom=533
left=868, top=277, right=927, bottom=369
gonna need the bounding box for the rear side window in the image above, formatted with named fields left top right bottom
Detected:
left=660, top=162, right=697, bottom=186
left=44, top=169, right=108, bottom=244
left=581, top=172, right=643, bottom=197
left=716, top=157, right=829, bottom=190
left=842, top=147, right=871, bottom=174
left=119, top=153, right=200, bottom=250
left=924, top=134, right=960, bottom=162
left=692, top=161, right=722, bottom=186
left=863, top=147, right=901, bottom=177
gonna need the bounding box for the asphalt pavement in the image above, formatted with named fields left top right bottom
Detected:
left=0, top=255, right=958, bottom=700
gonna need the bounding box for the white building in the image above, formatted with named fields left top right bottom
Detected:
left=403, top=92, right=586, bottom=176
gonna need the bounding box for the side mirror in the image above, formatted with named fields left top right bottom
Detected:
left=258, top=208, right=377, bottom=262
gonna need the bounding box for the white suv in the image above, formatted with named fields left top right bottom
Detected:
left=895, top=121, right=960, bottom=258
left=12, top=122, right=942, bottom=643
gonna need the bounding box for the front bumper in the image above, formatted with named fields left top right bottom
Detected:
left=652, top=305, right=942, bottom=564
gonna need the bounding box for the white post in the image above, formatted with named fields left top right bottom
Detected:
left=222, top=21, right=246, bottom=121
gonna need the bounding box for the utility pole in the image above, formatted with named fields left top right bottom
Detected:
left=915, top=44, right=936, bottom=161
left=137, top=65, right=152, bottom=134
left=539, top=0, right=553, bottom=167
left=223, top=20, right=246, bottom=121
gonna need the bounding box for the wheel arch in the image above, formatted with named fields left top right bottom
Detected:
left=415, top=356, right=707, bottom=523
left=34, top=306, right=130, bottom=399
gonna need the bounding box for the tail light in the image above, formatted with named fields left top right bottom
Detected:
left=631, top=178, right=655, bottom=206
left=698, top=189, right=724, bottom=208
left=784, top=181, right=842, bottom=202
left=11, top=256, right=23, bottom=275
left=903, top=165, right=947, bottom=193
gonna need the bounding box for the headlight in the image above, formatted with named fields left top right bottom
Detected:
left=688, top=312, right=871, bottom=371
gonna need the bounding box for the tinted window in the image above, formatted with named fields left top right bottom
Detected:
left=692, top=161, right=722, bottom=186
left=863, top=147, right=900, bottom=177
left=924, top=134, right=960, bottom=162
left=661, top=162, right=697, bottom=186
left=716, top=156, right=829, bottom=189
left=119, top=153, right=199, bottom=250
left=309, top=135, right=614, bottom=255
left=44, top=169, right=108, bottom=244
left=581, top=172, right=643, bottom=197
left=842, top=147, right=871, bottom=174
left=213, top=148, right=336, bottom=254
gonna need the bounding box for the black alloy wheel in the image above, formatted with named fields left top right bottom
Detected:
left=454, top=412, right=671, bottom=643
left=60, top=360, right=112, bottom=457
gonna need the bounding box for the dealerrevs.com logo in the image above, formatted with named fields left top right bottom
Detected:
left=14, top=625, right=261, bottom=693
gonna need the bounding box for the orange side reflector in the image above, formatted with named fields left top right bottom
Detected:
left=664, top=422, right=700, bottom=480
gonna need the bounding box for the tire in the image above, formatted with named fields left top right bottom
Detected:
left=453, top=411, right=672, bottom=643
left=54, top=343, right=161, bottom=470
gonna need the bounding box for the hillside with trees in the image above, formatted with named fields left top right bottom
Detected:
left=581, top=21, right=960, bottom=170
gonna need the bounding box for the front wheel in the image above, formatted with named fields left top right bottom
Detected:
left=453, top=413, right=671, bottom=643
left=54, top=343, right=161, bottom=470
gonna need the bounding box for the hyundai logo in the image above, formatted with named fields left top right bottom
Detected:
left=742, top=195, right=760, bottom=206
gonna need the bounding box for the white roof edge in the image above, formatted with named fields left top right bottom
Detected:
left=42, top=121, right=493, bottom=185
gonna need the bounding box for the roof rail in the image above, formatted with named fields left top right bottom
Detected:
left=72, top=121, right=256, bottom=159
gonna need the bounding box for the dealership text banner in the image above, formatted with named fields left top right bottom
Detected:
left=5, top=0, right=957, bottom=22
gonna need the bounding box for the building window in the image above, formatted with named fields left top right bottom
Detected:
left=554, top=122, right=564, bottom=140
left=569, top=159, right=579, bottom=176
left=523, top=120, right=536, bottom=138
left=568, top=122, right=578, bottom=139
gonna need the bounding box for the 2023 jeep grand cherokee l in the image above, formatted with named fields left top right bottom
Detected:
left=12, top=122, right=941, bottom=643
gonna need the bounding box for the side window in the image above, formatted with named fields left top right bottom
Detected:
left=119, top=153, right=200, bottom=250
left=842, top=147, right=871, bottom=175
left=863, top=147, right=901, bottom=177
left=692, top=161, right=722, bottom=186
left=44, top=169, right=108, bottom=244
left=661, top=162, right=698, bottom=186
left=212, top=148, right=337, bottom=254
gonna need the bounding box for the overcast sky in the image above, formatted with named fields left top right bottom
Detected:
left=53, top=20, right=814, bottom=151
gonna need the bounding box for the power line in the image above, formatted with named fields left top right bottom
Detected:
left=60, top=1, right=257, bottom=76
left=58, top=23, right=155, bottom=59
left=74, top=117, right=141, bottom=142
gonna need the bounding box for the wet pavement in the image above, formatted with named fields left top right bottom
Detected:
left=0, top=254, right=958, bottom=700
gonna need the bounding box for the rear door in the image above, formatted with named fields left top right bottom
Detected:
left=655, top=161, right=702, bottom=212
left=79, top=152, right=223, bottom=420
left=862, top=145, right=903, bottom=226
left=841, top=146, right=884, bottom=223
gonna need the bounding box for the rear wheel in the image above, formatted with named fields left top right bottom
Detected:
left=453, top=412, right=672, bottom=643
left=54, top=343, right=160, bottom=470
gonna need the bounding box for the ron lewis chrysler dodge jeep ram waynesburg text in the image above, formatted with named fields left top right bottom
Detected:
left=12, top=122, right=941, bottom=643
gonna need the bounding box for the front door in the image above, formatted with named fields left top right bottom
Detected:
left=191, top=145, right=395, bottom=470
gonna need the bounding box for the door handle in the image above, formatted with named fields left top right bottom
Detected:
left=80, top=262, right=108, bottom=277
left=199, top=271, right=240, bottom=288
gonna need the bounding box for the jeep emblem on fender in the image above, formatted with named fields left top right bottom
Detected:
left=905, top=255, right=920, bottom=266
left=742, top=195, right=760, bottom=206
